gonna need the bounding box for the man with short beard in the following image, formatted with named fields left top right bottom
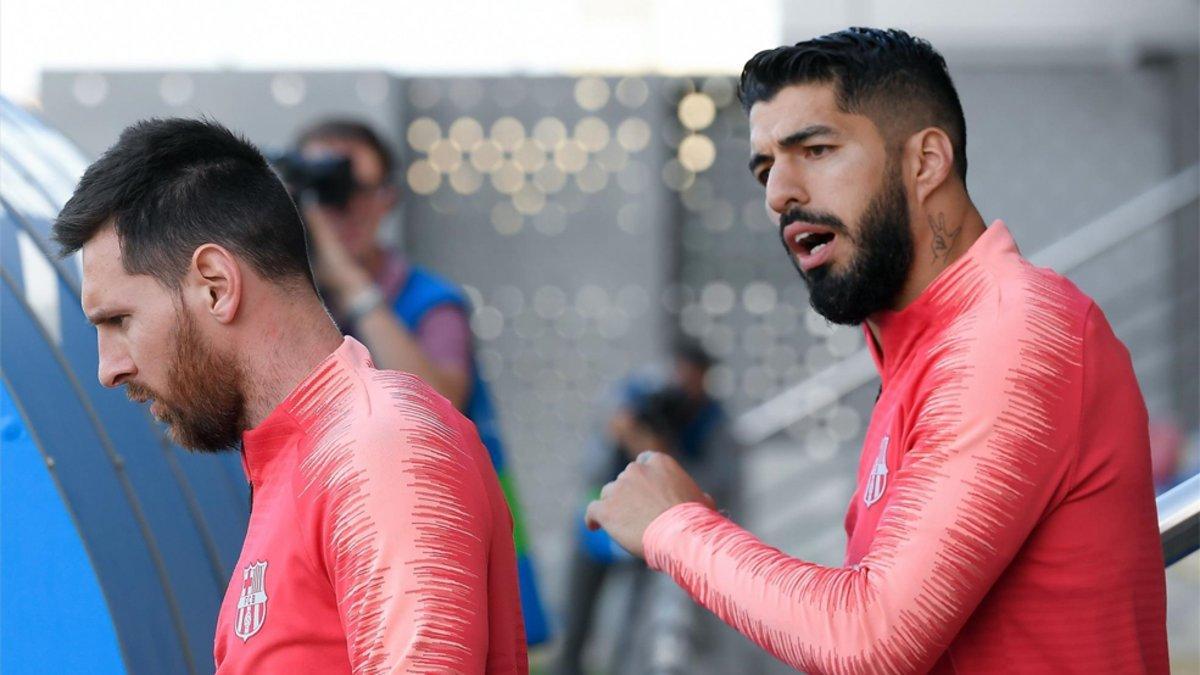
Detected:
left=586, top=28, right=1168, bottom=673
left=53, top=118, right=527, bottom=673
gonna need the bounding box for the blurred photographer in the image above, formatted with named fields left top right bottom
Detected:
left=282, top=119, right=551, bottom=646
left=283, top=120, right=470, bottom=408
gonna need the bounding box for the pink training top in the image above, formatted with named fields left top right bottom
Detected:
left=643, top=222, right=1168, bottom=674
left=213, top=337, right=527, bottom=674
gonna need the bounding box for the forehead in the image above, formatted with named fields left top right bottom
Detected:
left=748, top=83, right=866, bottom=149
left=301, top=136, right=385, bottom=185
left=80, top=226, right=157, bottom=312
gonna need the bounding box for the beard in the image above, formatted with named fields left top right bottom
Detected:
left=780, top=163, right=914, bottom=325
left=127, top=309, right=247, bottom=453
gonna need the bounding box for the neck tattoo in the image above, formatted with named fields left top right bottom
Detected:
left=928, top=212, right=962, bottom=264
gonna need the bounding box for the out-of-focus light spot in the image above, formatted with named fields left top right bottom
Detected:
left=743, top=282, right=778, bottom=315
left=270, top=74, right=306, bottom=107
left=406, top=159, right=441, bottom=195
left=533, top=203, right=568, bottom=235
left=490, top=202, right=524, bottom=235
left=470, top=140, right=504, bottom=173
left=615, top=77, right=650, bottom=108
left=554, top=140, right=589, bottom=174
left=512, top=138, right=547, bottom=173
left=159, top=74, right=194, bottom=106
left=533, top=163, right=568, bottom=193
left=490, top=160, right=525, bottom=194
left=616, top=117, right=652, bottom=153
left=702, top=200, right=735, bottom=232
left=406, top=117, right=441, bottom=153
left=448, top=164, right=483, bottom=194
left=575, top=162, right=609, bottom=193
left=408, top=80, right=441, bottom=109
left=678, top=134, right=716, bottom=172
left=575, top=285, right=610, bottom=318
left=595, top=143, right=628, bottom=173
left=574, top=77, right=610, bottom=111
left=471, top=306, right=504, bottom=340
left=355, top=73, right=390, bottom=105
left=701, top=282, right=735, bottom=315
left=491, top=117, right=526, bottom=151
left=73, top=74, right=109, bottom=107
left=534, top=286, right=568, bottom=318
left=678, top=92, right=717, bottom=131
left=427, top=139, right=462, bottom=173
left=449, top=117, right=484, bottom=150
left=532, top=117, right=568, bottom=148
left=661, top=159, right=695, bottom=192
left=512, top=184, right=547, bottom=215
left=574, top=117, right=610, bottom=152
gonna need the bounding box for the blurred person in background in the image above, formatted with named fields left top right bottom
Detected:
left=288, top=119, right=551, bottom=646
left=587, top=27, right=1169, bottom=673
left=557, top=341, right=740, bottom=675
left=53, top=118, right=526, bottom=672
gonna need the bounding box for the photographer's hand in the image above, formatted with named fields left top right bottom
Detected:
left=303, top=205, right=373, bottom=309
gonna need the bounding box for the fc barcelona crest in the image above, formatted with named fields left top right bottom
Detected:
left=863, top=435, right=889, bottom=507
left=235, top=560, right=269, bottom=642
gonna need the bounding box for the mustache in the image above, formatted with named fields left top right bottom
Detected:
left=125, top=383, right=156, bottom=404
left=778, top=208, right=847, bottom=234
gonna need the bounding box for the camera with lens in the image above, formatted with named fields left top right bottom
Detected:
left=271, top=152, right=357, bottom=209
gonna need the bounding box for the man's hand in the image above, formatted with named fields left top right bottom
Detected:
left=585, top=451, right=714, bottom=558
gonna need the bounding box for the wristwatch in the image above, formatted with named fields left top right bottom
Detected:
left=345, top=284, right=385, bottom=325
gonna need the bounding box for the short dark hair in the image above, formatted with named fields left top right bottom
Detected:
left=673, top=337, right=716, bottom=371
left=739, top=27, right=967, bottom=180
left=295, top=119, right=395, bottom=183
left=53, top=117, right=315, bottom=290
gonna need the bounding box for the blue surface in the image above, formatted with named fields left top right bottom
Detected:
left=1, top=380, right=127, bottom=674
left=0, top=104, right=252, bottom=673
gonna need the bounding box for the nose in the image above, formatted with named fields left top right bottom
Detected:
left=97, top=333, right=135, bottom=388
left=765, top=158, right=810, bottom=218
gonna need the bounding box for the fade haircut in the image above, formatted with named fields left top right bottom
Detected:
left=53, top=117, right=316, bottom=290
left=739, top=27, right=968, bottom=180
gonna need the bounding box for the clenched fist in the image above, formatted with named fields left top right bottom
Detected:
left=585, top=451, right=715, bottom=558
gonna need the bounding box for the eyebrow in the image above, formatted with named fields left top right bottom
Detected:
left=85, top=308, right=121, bottom=326
left=748, top=125, right=837, bottom=174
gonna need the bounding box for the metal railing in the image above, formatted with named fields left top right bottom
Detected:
left=1159, top=474, right=1200, bottom=566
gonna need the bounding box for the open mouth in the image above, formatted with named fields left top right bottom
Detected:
left=783, top=222, right=839, bottom=272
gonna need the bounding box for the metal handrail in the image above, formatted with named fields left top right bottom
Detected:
left=1159, top=473, right=1200, bottom=566
left=733, top=163, right=1200, bottom=446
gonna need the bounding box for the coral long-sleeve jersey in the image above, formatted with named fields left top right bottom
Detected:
left=643, top=223, right=1168, bottom=674
left=214, top=338, right=527, bottom=674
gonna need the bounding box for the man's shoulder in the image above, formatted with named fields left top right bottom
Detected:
left=348, top=367, right=467, bottom=441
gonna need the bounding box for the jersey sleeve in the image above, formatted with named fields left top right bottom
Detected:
left=300, top=377, right=497, bottom=673
left=642, top=296, right=1086, bottom=674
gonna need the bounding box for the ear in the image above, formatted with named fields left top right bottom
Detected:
left=905, top=127, right=956, bottom=205
left=187, top=244, right=243, bottom=325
